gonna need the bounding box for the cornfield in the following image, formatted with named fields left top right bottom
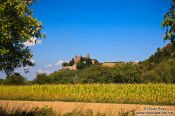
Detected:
left=0, top=84, right=174, bottom=105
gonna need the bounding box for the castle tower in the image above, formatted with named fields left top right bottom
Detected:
left=74, top=55, right=82, bottom=64
left=86, top=54, right=90, bottom=59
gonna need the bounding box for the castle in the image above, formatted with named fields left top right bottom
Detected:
left=62, top=54, right=139, bottom=70
left=62, top=54, right=97, bottom=70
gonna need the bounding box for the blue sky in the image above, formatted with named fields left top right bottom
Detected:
left=0, top=0, right=171, bottom=79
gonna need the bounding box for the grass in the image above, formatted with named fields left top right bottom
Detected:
left=0, top=104, right=55, bottom=116
left=0, top=103, right=136, bottom=116
left=62, top=108, right=136, bottom=116
left=0, top=84, right=174, bottom=105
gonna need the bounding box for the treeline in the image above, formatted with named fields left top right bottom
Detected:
left=0, top=62, right=174, bottom=85
left=141, top=44, right=175, bottom=83
left=0, top=44, right=175, bottom=85
left=0, top=63, right=142, bottom=85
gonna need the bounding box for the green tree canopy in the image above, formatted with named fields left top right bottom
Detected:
left=34, top=73, right=51, bottom=84
left=0, top=0, right=44, bottom=76
left=6, top=72, right=26, bottom=85
left=76, top=57, right=93, bottom=69
left=162, top=0, right=175, bottom=45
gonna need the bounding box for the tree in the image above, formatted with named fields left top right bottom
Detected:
left=62, top=62, right=70, bottom=67
left=76, top=57, right=92, bottom=69
left=0, top=0, right=44, bottom=76
left=69, top=58, right=75, bottom=66
left=34, top=73, right=51, bottom=84
left=6, top=72, right=26, bottom=85
left=162, top=0, right=175, bottom=45
left=49, top=69, right=76, bottom=84
left=78, top=64, right=112, bottom=83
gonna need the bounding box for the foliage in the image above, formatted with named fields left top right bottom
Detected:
left=1, top=44, right=174, bottom=85
left=0, top=0, right=44, bottom=76
left=142, top=59, right=175, bottom=83
left=49, top=69, right=77, bottom=84
left=49, top=63, right=142, bottom=84
left=117, top=109, right=135, bottom=116
left=147, top=44, right=175, bottom=64
left=69, top=58, right=75, bottom=66
left=0, top=84, right=174, bottom=105
left=0, top=79, right=5, bottom=85
left=141, top=44, right=174, bottom=72
left=33, top=73, right=52, bottom=84
left=62, top=62, right=70, bottom=67
left=35, top=106, right=55, bottom=116
left=64, top=109, right=106, bottom=116
left=6, top=73, right=26, bottom=85
left=77, top=64, right=112, bottom=83
left=77, top=63, right=142, bottom=84
left=62, top=56, right=95, bottom=69
left=76, top=57, right=93, bottom=69
left=162, top=0, right=175, bottom=45
left=111, top=63, right=142, bottom=83
left=0, top=103, right=137, bottom=116
left=64, top=109, right=93, bottom=116
left=62, top=58, right=75, bottom=67
left=141, top=44, right=175, bottom=83
left=0, top=104, right=55, bottom=116
left=142, top=71, right=161, bottom=83
left=64, top=108, right=136, bottom=116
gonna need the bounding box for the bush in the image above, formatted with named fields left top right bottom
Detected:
left=60, top=63, right=143, bottom=84
left=49, top=69, right=77, bottom=84
left=111, top=63, right=142, bottom=83
left=143, top=59, right=175, bottom=83
left=6, top=73, right=26, bottom=85
left=0, top=79, right=5, bottom=85
left=33, top=73, right=52, bottom=84
left=142, top=71, right=162, bottom=83
left=77, top=65, right=113, bottom=83
left=62, top=62, right=70, bottom=67
left=76, top=57, right=93, bottom=69
left=0, top=104, right=55, bottom=116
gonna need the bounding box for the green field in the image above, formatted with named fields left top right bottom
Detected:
left=0, top=84, right=174, bottom=105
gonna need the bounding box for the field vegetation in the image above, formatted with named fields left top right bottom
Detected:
left=0, top=84, right=174, bottom=105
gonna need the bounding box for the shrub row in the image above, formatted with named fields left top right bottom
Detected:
left=0, top=60, right=175, bottom=85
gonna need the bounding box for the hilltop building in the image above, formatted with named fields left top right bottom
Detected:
left=62, top=54, right=139, bottom=70
left=62, top=54, right=98, bottom=70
